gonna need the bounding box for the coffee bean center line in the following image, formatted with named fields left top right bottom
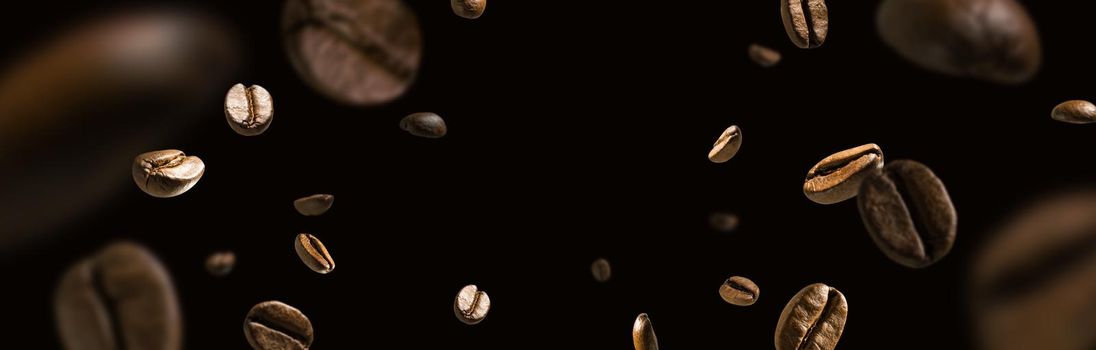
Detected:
left=798, top=0, right=816, bottom=45
left=727, top=280, right=753, bottom=296
left=890, top=169, right=933, bottom=257
left=290, top=17, right=414, bottom=80
left=985, top=227, right=1096, bottom=304
left=91, top=264, right=127, bottom=350
left=246, top=321, right=309, bottom=347
left=465, top=292, right=483, bottom=317
left=796, top=289, right=839, bottom=350
left=244, top=86, right=259, bottom=127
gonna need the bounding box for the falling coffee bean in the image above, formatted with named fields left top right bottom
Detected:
left=294, top=233, right=334, bottom=274
left=748, top=43, right=782, bottom=67
left=451, top=0, right=487, bottom=19
left=591, top=258, right=611, bottom=283
left=719, top=276, right=759, bottom=306
left=454, top=284, right=490, bottom=325
left=1051, top=100, right=1096, bottom=124
left=781, top=0, right=828, bottom=49
left=708, top=125, right=742, bottom=163
left=803, top=143, right=884, bottom=205
left=54, top=241, right=181, bottom=350
left=877, top=0, right=1041, bottom=84
left=282, top=0, right=423, bottom=106
left=400, top=112, right=448, bottom=138
left=244, top=301, right=313, bottom=350
left=224, top=83, right=273, bottom=136
left=632, top=313, right=658, bottom=350
left=293, top=194, right=334, bottom=216
left=131, top=149, right=205, bottom=198
left=774, top=283, right=847, bottom=350
left=858, top=160, right=957, bottom=268
left=205, top=251, right=236, bottom=277
left=709, top=212, right=740, bottom=232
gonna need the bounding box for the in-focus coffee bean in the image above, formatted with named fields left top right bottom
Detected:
left=244, top=301, right=313, bottom=350
left=719, top=276, right=759, bottom=306
left=131, top=149, right=204, bottom=198
left=591, top=258, right=611, bottom=283
left=294, top=194, right=334, bottom=216
left=708, top=125, right=742, bottom=163
left=748, top=43, right=782, bottom=67
left=710, top=212, right=740, bottom=232
left=400, top=112, right=448, bottom=138
left=54, top=241, right=181, bottom=350
left=632, top=313, right=658, bottom=350
left=803, top=144, right=883, bottom=205
left=454, top=284, right=490, bottom=325
left=858, top=160, right=957, bottom=268
left=282, top=0, right=422, bottom=106
left=1051, top=100, right=1096, bottom=124
left=775, top=283, right=847, bottom=350
left=877, top=0, right=1041, bottom=84
left=294, top=233, right=334, bottom=274
left=452, top=0, right=486, bottom=19
left=781, top=0, right=828, bottom=49
left=224, top=83, right=273, bottom=136
left=206, top=251, right=236, bottom=277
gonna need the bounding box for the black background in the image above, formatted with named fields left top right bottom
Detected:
left=2, top=0, right=1094, bottom=348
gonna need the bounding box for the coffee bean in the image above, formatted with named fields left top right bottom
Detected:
left=1051, top=100, right=1096, bottom=124
left=205, top=251, right=236, bottom=277
left=454, top=284, right=490, bottom=325
left=774, top=283, right=847, bottom=350
left=400, top=112, right=448, bottom=138
left=708, top=125, right=742, bottom=163
left=224, top=83, right=273, bottom=136
left=244, top=301, right=313, bottom=350
left=803, top=143, right=884, bottom=205
left=282, top=0, right=423, bottom=106
left=972, top=191, right=1096, bottom=350
left=709, top=212, right=740, bottom=232
left=452, top=0, right=487, bottom=19
left=748, top=43, right=782, bottom=67
left=294, top=233, right=335, bottom=274
left=781, top=0, right=828, bottom=49
left=591, top=258, right=611, bottom=283
left=877, top=0, right=1041, bottom=84
left=54, top=241, right=181, bottom=350
left=131, top=149, right=205, bottom=198
left=293, top=194, right=334, bottom=216
left=858, top=160, right=957, bottom=268
left=719, top=276, right=759, bottom=306
left=632, top=313, right=658, bottom=350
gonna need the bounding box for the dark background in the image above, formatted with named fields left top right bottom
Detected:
left=1, top=0, right=1094, bottom=348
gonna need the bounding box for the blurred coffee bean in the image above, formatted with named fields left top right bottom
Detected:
left=719, top=276, right=759, bottom=306
left=803, top=144, right=883, bottom=205
left=282, top=0, right=423, bottom=106
left=0, top=9, right=238, bottom=250
left=781, top=0, right=828, bottom=49
left=205, top=251, right=236, bottom=277
left=973, top=191, right=1096, bottom=350
left=709, top=212, right=740, bottom=232
left=54, top=241, right=181, bottom=350
left=1051, top=100, right=1096, bottom=124
left=708, top=125, right=742, bottom=163
left=244, top=301, right=313, bottom=350
left=591, top=258, right=611, bottom=283
left=877, top=0, right=1041, bottom=84
left=294, top=233, right=335, bottom=274
left=748, top=43, right=781, bottom=67
left=224, top=83, right=273, bottom=136
left=294, top=194, right=335, bottom=216
left=400, top=112, right=448, bottom=138
left=131, top=149, right=205, bottom=198
left=858, top=160, right=956, bottom=268
left=774, top=283, right=847, bottom=350
left=454, top=284, right=490, bottom=325
left=452, top=0, right=487, bottom=19
left=632, top=313, right=658, bottom=350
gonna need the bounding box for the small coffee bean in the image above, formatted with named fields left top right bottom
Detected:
left=131, top=149, right=205, bottom=198
left=1051, top=100, right=1096, bottom=124
left=400, top=112, right=447, bottom=138
left=781, top=0, right=828, bottom=49
left=708, top=125, right=742, bottom=163
left=224, top=83, right=273, bottom=136
left=858, top=160, right=957, bottom=268
left=632, top=313, right=658, bottom=350
left=709, top=212, right=740, bottom=232
left=803, top=144, right=884, bottom=205
left=748, top=43, right=782, bottom=67
left=244, top=301, right=313, bottom=350
left=774, top=283, right=847, bottom=350
left=294, top=233, right=334, bottom=274
left=454, top=284, right=490, bottom=325
left=205, top=251, right=236, bottom=277
left=719, top=276, right=759, bottom=306
left=591, top=258, right=611, bottom=283
left=293, top=194, right=334, bottom=216
left=452, top=0, right=486, bottom=19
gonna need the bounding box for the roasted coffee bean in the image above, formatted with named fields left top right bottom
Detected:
left=205, top=251, right=236, bottom=277
left=708, top=125, right=742, bottom=163
left=400, top=112, right=447, bottom=138
left=710, top=212, right=740, bottom=232
left=748, top=43, right=782, bottom=67
left=282, top=0, right=422, bottom=106
left=454, top=284, right=490, bottom=325
left=54, top=241, right=181, bottom=350
left=632, top=313, right=658, bottom=350
left=224, top=83, right=273, bottom=136
left=972, top=191, right=1096, bottom=350
left=774, top=283, right=847, bottom=350
left=244, top=301, right=313, bottom=350
left=781, top=0, right=828, bottom=48
left=803, top=144, right=883, bottom=205
left=452, top=0, right=486, bottom=19
left=294, top=233, right=334, bottom=274
left=1051, top=100, right=1096, bottom=124
left=131, top=149, right=205, bottom=198
left=591, top=258, right=611, bottom=283
left=293, top=194, right=334, bottom=216
left=877, top=0, right=1041, bottom=84
left=858, top=160, right=957, bottom=268
left=719, top=276, right=759, bottom=306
